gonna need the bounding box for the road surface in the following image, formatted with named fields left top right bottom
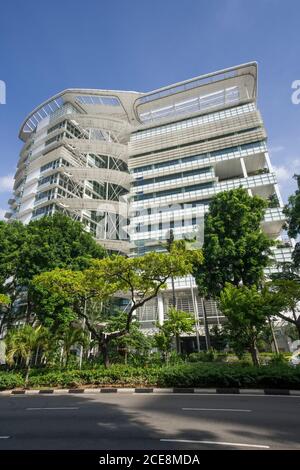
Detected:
left=0, top=392, right=299, bottom=449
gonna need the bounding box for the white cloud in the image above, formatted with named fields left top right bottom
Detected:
left=269, top=145, right=285, bottom=154
left=273, top=165, right=291, bottom=184
left=0, top=209, right=7, bottom=220
left=0, top=174, right=14, bottom=193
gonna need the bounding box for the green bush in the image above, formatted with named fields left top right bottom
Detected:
left=0, top=372, right=24, bottom=390
left=188, top=350, right=216, bottom=363
left=268, top=353, right=289, bottom=365
left=2, top=362, right=300, bottom=390
left=27, top=365, right=160, bottom=388
left=156, top=363, right=300, bottom=389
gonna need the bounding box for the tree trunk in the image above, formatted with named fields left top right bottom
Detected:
left=296, top=320, right=300, bottom=340
left=25, top=298, right=32, bottom=324
left=268, top=317, right=279, bottom=354
left=100, top=340, right=110, bottom=368
left=25, top=359, right=31, bottom=388
left=291, top=309, right=300, bottom=339
left=0, top=313, right=6, bottom=337
left=64, top=347, right=69, bottom=367
left=34, top=347, right=40, bottom=366
left=175, top=334, right=181, bottom=354
left=202, top=298, right=211, bottom=350
left=171, top=276, right=176, bottom=307
left=249, top=340, right=260, bottom=366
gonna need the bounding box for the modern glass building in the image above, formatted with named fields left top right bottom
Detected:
left=7, top=89, right=138, bottom=254
left=7, top=63, right=292, bottom=347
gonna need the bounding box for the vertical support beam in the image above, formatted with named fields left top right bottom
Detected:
left=240, top=157, right=248, bottom=178
left=190, top=276, right=201, bottom=352
left=157, top=293, right=164, bottom=326
left=240, top=157, right=252, bottom=196
left=274, top=184, right=284, bottom=207
left=265, top=151, right=283, bottom=206
left=264, top=151, right=273, bottom=172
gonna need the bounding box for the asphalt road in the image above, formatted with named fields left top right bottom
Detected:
left=0, top=393, right=299, bottom=450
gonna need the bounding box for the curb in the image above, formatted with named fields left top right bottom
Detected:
left=1, top=388, right=300, bottom=396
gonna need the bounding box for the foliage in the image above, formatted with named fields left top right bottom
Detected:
left=0, top=294, right=10, bottom=305
left=1, top=363, right=300, bottom=390
left=268, top=353, right=289, bottom=365
left=0, top=220, right=26, bottom=294
left=194, top=188, right=273, bottom=298
left=5, top=325, right=50, bottom=385
left=283, top=174, right=300, bottom=239
left=154, top=308, right=195, bottom=356
left=105, top=312, right=153, bottom=364
left=32, top=251, right=192, bottom=367
left=0, top=214, right=106, bottom=328
left=0, top=372, right=24, bottom=390
left=58, top=325, right=89, bottom=367
left=265, top=279, right=300, bottom=339
left=19, top=213, right=106, bottom=284
left=209, top=325, right=227, bottom=351
left=283, top=175, right=300, bottom=267
left=267, top=193, right=280, bottom=208
left=157, top=363, right=300, bottom=389
left=270, top=261, right=300, bottom=281
left=219, top=283, right=272, bottom=365
left=187, top=350, right=216, bottom=363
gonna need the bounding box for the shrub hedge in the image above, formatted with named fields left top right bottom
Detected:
left=0, top=363, right=299, bottom=390
left=0, top=372, right=24, bottom=390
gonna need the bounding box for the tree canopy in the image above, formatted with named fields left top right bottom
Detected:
left=283, top=174, right=300, bottom=239
left=219, top=283, right=272, bottom=365
left=154, top=307, right=195, bottom=356
left=194, top=188, right=273, bottom=298
left=265, top=279, right=300, bottom=339
left=32, top=250, right=194, bottom=366
left=0, top=213, right=106, bottom=328
left=283, top=174, right=300, bottom=268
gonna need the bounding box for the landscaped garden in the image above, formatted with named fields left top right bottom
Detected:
left=1, top=186, right=300, bottom=391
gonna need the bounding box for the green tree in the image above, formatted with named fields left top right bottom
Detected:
left=106, top=312, right=152, bottom=365
left=5, top=325, right=49, bottom=386
left=283, top=174, right=300, bottom=239
left=219, top=283, right=272, bottom=365
left=153, top=330, right=173, bottom=361
left=32, top=251, right=192, bottom=367
left=161, top=230, right=203, bottom=307
left=0, top=214, right=106, bottom=328
left=58, top=325, right=89, bottom=367
left=0, top=294, right=10, bottom=335
left=283, top=174, right=300, bottom=267
left=0, top=220, right=27, bottom=329
left=209, top=325, right=227, bottom=351
left=194, top=188, right=273, bottom=298
left=265, top=279, right=300, bottom=339
left=155, top=307, right=195, bottom=356
left=0, top=294, right=10, bottom=306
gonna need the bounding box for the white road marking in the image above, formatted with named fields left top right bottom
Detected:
left=160, top=439, right=270, bottom=449
left=26, top=407, right=79, bottom=410
left=182, top=407, right=251, bottom=412
left=0, top=436, right=10, bottom=439
left=127, top=393, right=300, bottom=398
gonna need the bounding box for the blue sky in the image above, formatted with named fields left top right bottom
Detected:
left=0, top=0, right=300, bottom=218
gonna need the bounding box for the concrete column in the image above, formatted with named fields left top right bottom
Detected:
left=240, top=157, right=252, bottom=196
left=157, top=293, right=164, bottom=326
left=240, top=157, right=248, bottom=178
left=264, top=152, right=273, bottom=172
left=274, top=183, right=284, bottom=207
